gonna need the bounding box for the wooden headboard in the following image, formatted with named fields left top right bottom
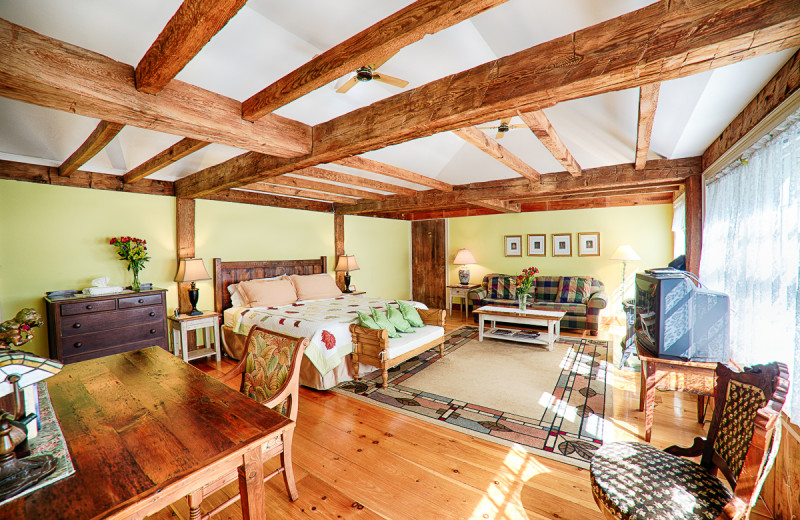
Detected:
left=213, top=257, right=327, bottom=312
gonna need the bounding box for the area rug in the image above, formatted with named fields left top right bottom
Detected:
left=333, top=326, right=613, bottom=469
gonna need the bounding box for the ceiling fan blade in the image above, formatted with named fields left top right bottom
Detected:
left=499, top=117, right=512, bottom=126
left=510, top=124, right=527, bottom=129
left=373, top=73, right=409, bottom=89
left=496, top=131, right=505, bottom=139
left=336, top=76, right=359, bottom=93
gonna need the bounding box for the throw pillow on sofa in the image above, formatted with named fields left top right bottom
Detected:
left=370, top=307, right=401, bottom=338
left=396, top=300, right=424, bottom=327
left=556, top=277, right=592, bottom=304
left=356, top=310, right=379, bottom=329
left=387, top=305, right=415, bottom=333
left=488, top=275, right=517, bottom=299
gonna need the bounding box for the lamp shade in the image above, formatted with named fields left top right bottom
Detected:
left=610, top=245, right=641, bottom=262
left=335, top=255, right=360, bottom=272
left=174, top=258, right=211, bottom=282
left=0, top=350, right=62, bottom=397
left=453, top=248, right=476, bottom=265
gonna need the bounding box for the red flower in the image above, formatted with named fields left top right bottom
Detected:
left=321, top=330, right=336, bottom=350
left=110, top=238, right=117, bottom=245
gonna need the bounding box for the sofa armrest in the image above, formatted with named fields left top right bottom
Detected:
left=587, top=290, right=609, bottom=310
left=418, top=308, right=446, bottom=327
left=468, top=288, right=487, bottom=303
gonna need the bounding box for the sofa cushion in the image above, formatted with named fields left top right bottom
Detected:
left=556, top=277, right=593, bottom=304
left=534, top=276, right=561, bottom=302
left=488, top=275, right=517, bottom=299
left=385, top=325, right=445, bottom=359
left=531, top=301, right=587, bottom=316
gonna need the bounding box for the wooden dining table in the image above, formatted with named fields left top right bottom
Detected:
left=0, top=346, right=292, bottom=520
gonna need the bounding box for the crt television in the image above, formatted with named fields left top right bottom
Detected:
left=634, top=269, right=730, bottom=362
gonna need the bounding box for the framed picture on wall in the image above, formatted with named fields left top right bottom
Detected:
left=578, top=232, right=600, bottom=256
left=552, top=233, right=572, bottom=257
left=504, top=235, right=522, bottom=257
left=527, top=234, right=546, bottom=256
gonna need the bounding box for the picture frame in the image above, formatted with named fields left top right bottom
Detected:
left=504, top=235, right=522, bottom=257
left=527, top=234, right=546, bottom=256
left=578, top=232, right=600, bottom=257
left=552, top=233, right=572, bottom=257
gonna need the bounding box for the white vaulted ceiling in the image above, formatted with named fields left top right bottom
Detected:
left=0, top=0, right=796, bottom=189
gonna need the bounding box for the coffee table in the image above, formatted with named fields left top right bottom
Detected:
left=474, top=305, right=567, bottom=351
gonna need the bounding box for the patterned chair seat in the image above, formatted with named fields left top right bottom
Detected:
left=590, top=442, right=733, bottom=520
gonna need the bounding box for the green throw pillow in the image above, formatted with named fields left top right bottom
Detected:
left=396, top=300, right=424, bottom=327
left=356, top=310, right=379, bottom=329
left=387, top=304, right=414, bottom=333
left=370, top=307, right=401, bottom=338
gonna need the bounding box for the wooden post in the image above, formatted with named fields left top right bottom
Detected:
left=684, top=175, right=703, bottom=276
left=176, top=198, right=195, bottom=314
left=334, top=213, right=345, bottom=290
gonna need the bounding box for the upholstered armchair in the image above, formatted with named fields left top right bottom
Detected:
left=590, top=362, right=789, bottom=520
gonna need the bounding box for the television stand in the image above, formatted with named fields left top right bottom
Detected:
left=635, top=340, right=718, bottom=442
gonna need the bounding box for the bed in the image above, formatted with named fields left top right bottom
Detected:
left=213, top=257, right=440, bottom=390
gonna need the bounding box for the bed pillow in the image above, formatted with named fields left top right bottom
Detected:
left=356, top=311, right=379, bottom=329
left=289, top=273, right=342, bottom=301
left=238, top=277, right=298, bottom=307
left=387, top=305, right=414, bottom=333
left=370, top=307, right=400, bottom=338
left=396, top=300, right=424, bottom=327
left=228, top=275, right=286, bottom=307
left=556, top=276, right=593, bottom=304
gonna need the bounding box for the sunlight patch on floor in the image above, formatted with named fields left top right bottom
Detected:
left=538, top=391, right=578, bottom=423
left=469, top=445, right=550, bottom=520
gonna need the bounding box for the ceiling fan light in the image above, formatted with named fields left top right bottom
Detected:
left=356, top=66, right=373, bottom=82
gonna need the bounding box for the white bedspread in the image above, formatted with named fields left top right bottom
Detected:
left=227, top=295, right=427, bottom=376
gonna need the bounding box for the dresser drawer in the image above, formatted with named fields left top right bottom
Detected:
left=60, top=299, right=116, bottom=316
left=61, top=322, right=167, bottom=355
left=62, top=338, right=168, bottom=364
left=60, top=306, right=163, bottom=336
left=119, top=294, right=163, bottom=309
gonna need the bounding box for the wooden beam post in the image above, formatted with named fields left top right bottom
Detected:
left=59, top=120, right=125, bottom=177
left=635, top=83, right=661, bottom=170
left=684, top=175, right=703, bottom=276
left=176, top=198, right=195, bottom=314
left=334, top=214, right=345, bottom=290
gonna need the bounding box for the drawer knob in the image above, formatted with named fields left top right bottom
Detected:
left=86, top=305, right=93, bottom=310
left=74, top=342, right=83, bottom=348
left=150, top=329, right=157, bottom=334
left=149, top=312, right=155, bottom=317
left=73, top=323, right=82, bottom=329
left=138, top=299, right=144, bottom=304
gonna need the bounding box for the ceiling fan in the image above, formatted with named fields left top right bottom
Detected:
left=477, top=118, right=527, bottom=139
left=336, top=54, right=409, bottom=94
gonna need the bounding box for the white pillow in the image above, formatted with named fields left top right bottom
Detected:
left=228, top=276, right=285, bottom=307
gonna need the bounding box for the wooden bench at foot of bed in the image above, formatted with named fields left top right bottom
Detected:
left=349, top=308, right=446, bottom=388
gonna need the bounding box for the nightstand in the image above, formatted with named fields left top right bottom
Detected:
left=447, top=284, right=479, bottom=318
left=168, top=311, right=221, bottom=363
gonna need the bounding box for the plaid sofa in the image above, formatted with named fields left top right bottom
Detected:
left=468, top=273, right=609, bottom=335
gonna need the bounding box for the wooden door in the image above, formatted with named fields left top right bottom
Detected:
left=412, top=219, right=446, bottom=309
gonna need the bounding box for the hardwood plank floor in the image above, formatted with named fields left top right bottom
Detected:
left=151, top=311, right=771, bottom=520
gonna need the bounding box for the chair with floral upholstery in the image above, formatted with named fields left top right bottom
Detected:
left=187, top=327, right=309, bottom=519
left=590, top=361, right=788, bottom=520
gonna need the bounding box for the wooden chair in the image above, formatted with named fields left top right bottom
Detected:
left=590, top=362, right=789, bottom=520
left=187, top=327, right=309, bottom=520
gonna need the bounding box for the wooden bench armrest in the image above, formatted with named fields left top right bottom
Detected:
left=418, top=308, right=446, bottom=327
left=349, top=323, right=390, bottom=345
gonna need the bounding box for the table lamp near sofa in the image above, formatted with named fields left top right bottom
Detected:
left=175, top=258, right=211, bottom=316
left=335, top=254, right=360, bottom=293
left=453, top=248, right=476, bottom=285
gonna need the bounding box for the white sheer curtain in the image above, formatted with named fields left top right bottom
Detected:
left=672, top=194, right=686, bottom=259
left=700, top=111, right=800, bottom=418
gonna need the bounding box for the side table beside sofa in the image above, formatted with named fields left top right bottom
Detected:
left=468, top=273, right=608, bottom=335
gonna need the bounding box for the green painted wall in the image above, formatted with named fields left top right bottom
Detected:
left=0, top=181, right=414, bottom=358
left=344, top=215, right=411, bottom=300
left=448, top=204, right=674, bottom=309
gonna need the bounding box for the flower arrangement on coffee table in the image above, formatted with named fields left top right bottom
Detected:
left=516, top=266, right=539, bottom=310
left=110, top=236, right=150, bottom=291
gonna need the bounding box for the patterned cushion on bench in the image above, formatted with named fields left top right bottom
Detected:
left=488, top=275, right=517, bottom=300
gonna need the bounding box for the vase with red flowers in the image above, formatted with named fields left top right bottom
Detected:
left=516, top=266, right=539, bottom=310
left=110, top=236, right=150, bottom=291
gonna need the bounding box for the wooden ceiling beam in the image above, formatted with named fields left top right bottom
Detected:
left=452, top=126, right=540, bottom=181
left=135, top=0, right=247, bottom=94
left=294, top=167, right=418, bottom=196
left=334, top=156, right=452, bottom=191
left=124, top=138, right=209, bottom=183
left=59, top=120, right=125, bottom=177
left=241, top=0, right=510, bottom=121
left=175, top=0, right=800, bottom=197
left=470, top=199, right=521, bottom=213
left=268, top=175, right=385, bottom=200
left=0, top=18, right=311, bottom=158
left=334, top=158, right=700, bottom=215
left=635, top=83, right=661, bottom=170
left=517, top=110, right=581, bottom=177
left=240, top=183, right=358, bottom=205
left=205, top=189, right=333, bottom=212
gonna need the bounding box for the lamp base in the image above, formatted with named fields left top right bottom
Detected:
left=342, top=273, right=352, bottom=293
left=188, top=288, right=202, bottom=316
left=458, top=267, right=470, bottom=285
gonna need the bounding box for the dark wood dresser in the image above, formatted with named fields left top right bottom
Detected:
left=45, top=288, right=168, bottom=364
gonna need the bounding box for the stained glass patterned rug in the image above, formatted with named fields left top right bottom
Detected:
left=333, top=325, right=613, bottom=469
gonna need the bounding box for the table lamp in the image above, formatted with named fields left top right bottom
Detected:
left=335, top=255, right=360, bottom=293
left=175, top=258, right=211, bottom=316
left=0, top=350, right=63, bottom=501
left=453, top=248, right=476, bottom=285
left=610, top=245, right=640, bottom=299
